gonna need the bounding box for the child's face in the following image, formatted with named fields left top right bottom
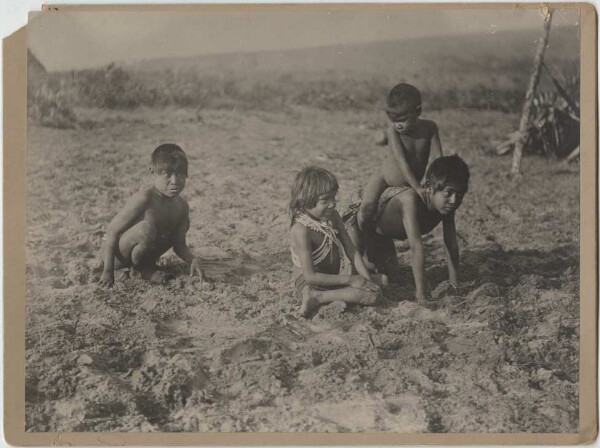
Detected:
left=431, top=181, right=466, bottom=215
left=306, top=191, right=337, bottom=220
left=152, top=168, right=187, bottom=198
left=386, top=106, right=420, bottom=133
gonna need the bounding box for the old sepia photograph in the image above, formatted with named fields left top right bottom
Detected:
left=22, top=5, right=586, bottom=436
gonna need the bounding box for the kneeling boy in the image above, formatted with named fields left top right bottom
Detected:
left=346, top=155, right=470, bottom=307
left=99, top=144, right=204, bottom=287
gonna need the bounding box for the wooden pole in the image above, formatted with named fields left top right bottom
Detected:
left=511, top=8, right=554, bottom=176
left=564, top=145, right=580, bottom=164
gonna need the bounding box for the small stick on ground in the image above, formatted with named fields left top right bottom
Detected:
left=367, top=333, right=376, bottom=349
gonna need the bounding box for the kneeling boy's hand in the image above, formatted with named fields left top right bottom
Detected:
left=99, top=271, right=114, bottom=288
left=189, top=258, right=205, bottom=286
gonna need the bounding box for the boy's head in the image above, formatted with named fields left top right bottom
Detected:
left=425, top=155, right=470, bottom=215
left=151, top=143, right=188, bottom=176
left=385, top=83, right=422, bottom=132
left=150, top=144, right=188, bottom=197
left=289, top=166, right=339, bottom=222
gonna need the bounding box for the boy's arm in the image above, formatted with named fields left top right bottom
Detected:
left=400, top=194, right=428, bottom=301
left=429, top=122, right=443, bottom=162
left=386, top=126, right=426, bottom=199
left=172, top=202, right=205, bottom=281
left=100, top=190, right=151, bottom=287
left=442, top=214, right=460, bottom=288
left=291, top=224, right=358, bottom=288
left=333, top=212, right=379, bottom=290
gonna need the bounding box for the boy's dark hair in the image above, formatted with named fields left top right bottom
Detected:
left=385, top=83, right=422, bottom=112
left=426, top=155, right=470, bottom=192
left=151, top=143, right=188, bottom=176
left=289, top=166, right=339, bottom=224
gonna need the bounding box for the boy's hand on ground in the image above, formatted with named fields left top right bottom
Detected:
left=350, top=275, right=380, bottom=292
left=189, top=259, right=205, bottom=287
left=99, top=271, right=114, bottom=288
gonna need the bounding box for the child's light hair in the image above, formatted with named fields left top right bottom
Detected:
left=289, top=166, right=339, bottom=225
left=425, top=155, right=470, bottom=192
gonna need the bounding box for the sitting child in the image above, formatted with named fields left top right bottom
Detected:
left=358, top=83, right=443, bottom=232
left=98, top=143, right=204, bottom=287
left=289, top=166, right=384, bottom=316
left=346, top=155, right=470, bottom=308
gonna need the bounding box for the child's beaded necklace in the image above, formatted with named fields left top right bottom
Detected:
left=292, top=212, right=343, bottom=267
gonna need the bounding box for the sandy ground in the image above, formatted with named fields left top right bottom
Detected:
left=25, top=106, right=579, bottom=432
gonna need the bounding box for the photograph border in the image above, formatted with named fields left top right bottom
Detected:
left=4, top=3, right=597, bottom=445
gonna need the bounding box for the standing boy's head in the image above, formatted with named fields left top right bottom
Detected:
left=289, top=166, right=339, bottom=223
left=385, top=83, right=422, bottom=133
left=150, top=144, right=188, bottom=197
left=425, top=155, right=470, bottom=215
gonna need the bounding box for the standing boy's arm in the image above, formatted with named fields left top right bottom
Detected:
left=442, top=214, right=460, bottom=288
left=400, top=194, right=428, bottom=301
left=429, top=122, right=443, bottom=162
left=173, top=202, right=205, bottom=283
left=386, top=126, right=426, bottom=200
left=99, top=190, right=151, bottom=287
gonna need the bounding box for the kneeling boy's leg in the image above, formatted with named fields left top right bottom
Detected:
left=117, top=220, right=158, bottom=267
left=112, top=217, right=173, bottom=284
left=367, top=234, right=402, bottom=283
left=359, top=174, right=387, bottom=231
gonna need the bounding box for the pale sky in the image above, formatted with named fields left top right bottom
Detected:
left=28, top=7, right=580, bottom=71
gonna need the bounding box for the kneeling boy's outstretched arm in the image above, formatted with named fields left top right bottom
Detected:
left=173, top=202, right=205, bottom=284
left=442, top=214, right=460, bottom=288
left=100, top=190, right=152, bottom=287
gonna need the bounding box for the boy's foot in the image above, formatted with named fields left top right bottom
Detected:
left=417, top=296, right=439, bottom=310
left=133, top=265, right=173, bottom=284
left=299, top=287, right=320, bottom=317
left=371, top=273, right=389, bottom=288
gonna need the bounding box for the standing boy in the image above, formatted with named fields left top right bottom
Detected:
left=358, top=83, right=443, bottom=232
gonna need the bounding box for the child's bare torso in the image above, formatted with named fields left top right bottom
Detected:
left=381, top=119, right=437, bottom=186
left=292, top=224, right=342, bottom=276
left=133, top=187, right=188, bottom=256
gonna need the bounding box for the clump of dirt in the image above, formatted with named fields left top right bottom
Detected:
left=25, top=107, right=579, bottom=432
left=315, top=301, right=347, bottom=320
